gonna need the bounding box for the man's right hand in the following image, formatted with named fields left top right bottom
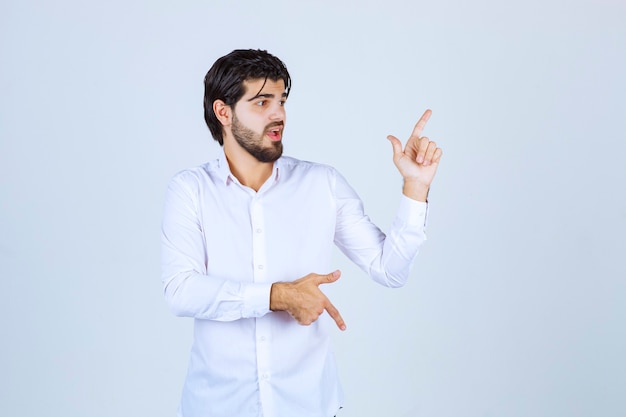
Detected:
left=270, top=270, right=346, bottom=331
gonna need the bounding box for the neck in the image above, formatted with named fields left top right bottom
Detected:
left=223, top=140, right=274, bottom=192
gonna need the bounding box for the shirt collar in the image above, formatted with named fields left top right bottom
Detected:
left=215, top=150, right=232, bottom=185
left=216, top=148, right=283, bottom=187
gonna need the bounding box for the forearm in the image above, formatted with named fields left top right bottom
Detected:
left=163, top=270, right=272, bottom=320
left=335, top=194, right=428, bottom=288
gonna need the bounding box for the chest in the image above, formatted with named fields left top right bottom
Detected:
left=197, top=176, right=337, bottom=281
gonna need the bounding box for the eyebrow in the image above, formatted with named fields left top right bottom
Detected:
left=246, top=92, right=288, bottom=102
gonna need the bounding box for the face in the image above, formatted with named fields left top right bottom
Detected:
left=230, top=78, right=287, bottom=163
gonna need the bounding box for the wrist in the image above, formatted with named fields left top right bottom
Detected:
left=270, top=282, right=289, bottom=311
left=402, top=179, right=430, bottom=202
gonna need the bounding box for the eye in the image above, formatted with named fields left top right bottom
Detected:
left=280, top=100, right=286, bottom=107
left=255, top=100, right=266, bottom=107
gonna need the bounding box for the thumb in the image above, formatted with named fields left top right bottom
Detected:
left=386, top=135, right=403, bottom=157
left=317, top=270, right=341, bottom=286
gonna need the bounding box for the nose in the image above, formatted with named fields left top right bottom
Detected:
left=269, top=102, right=285, bottom=121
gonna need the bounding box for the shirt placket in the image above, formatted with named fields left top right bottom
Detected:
left=250, top=194, right=274, bottom=416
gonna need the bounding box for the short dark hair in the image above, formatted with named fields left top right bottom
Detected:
left=203, top=49, right=292, bottom=145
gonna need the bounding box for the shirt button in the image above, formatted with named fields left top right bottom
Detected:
left=255, top=228, right=262, bottom=233
left=257, top=265, right=264, bottom=270
left=259, top=336, right=266, bottom=342
left=261, top=373, right=269, bottom=380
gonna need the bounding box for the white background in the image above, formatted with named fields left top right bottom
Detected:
left=1, top=1, right=625, bottom=416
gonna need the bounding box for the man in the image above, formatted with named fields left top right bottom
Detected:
left=161, top=49, right=442, bottom=417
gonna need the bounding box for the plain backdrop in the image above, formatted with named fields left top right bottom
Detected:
left=1, top=1, right=625, bottom=416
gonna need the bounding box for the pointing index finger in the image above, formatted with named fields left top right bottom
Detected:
left=325, top=300, right=346, bottom=331
left=410, top=109, right=432, bottom=138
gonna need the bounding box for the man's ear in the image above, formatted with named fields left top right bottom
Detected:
left=213, top=99, right=232, bottom=127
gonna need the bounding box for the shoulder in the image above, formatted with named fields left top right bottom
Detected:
left=276, top=156, right=356, bottom=199
left=167, top=161, right=217, bottom=193
left=170, top=163, right=208, bottom=180
left=277, top=155, right=339, bottom=179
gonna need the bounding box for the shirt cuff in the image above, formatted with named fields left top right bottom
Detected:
left=397, top=194, right=429, bottom=227
left=242, top=282, right=273, bottom=318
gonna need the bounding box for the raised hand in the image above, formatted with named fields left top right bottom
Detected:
left=270, top=270, right=346, bottom=331
left=387, top=109, right=443, bottom=201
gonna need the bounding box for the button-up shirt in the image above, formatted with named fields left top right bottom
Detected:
left=161, top=152, right=428, bottom=417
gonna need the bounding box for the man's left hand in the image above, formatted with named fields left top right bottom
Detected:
left=387, top=109, right=443, bottom=202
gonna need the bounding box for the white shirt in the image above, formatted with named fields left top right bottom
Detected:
left=161, top=152, right=428, bottom=417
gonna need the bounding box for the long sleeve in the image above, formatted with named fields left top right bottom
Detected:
left=162, top=156, right=422, bottom=417
left=331, top=169, right=428, bottom=287
left=161, top=173, right=272, bottom=320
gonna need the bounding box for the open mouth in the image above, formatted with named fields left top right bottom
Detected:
left=266, top=126, right=283, bottom=141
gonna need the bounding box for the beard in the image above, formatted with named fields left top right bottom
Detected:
left=231, top=114, right=283, bottom=163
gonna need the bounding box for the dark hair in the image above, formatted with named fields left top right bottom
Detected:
left=203, top=49, right=292, bottom=145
